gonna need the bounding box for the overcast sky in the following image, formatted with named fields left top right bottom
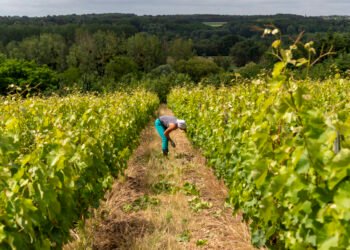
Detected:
left=0, top=0, right=349, bottom=17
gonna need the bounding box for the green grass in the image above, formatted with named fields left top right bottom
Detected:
left=202, top=22, right=227, bottom=27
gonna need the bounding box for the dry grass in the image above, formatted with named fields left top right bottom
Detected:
left=64, top=105, right=256, bottom=250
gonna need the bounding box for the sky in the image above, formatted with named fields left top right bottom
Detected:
left=0, top=0, right=349, bottom=17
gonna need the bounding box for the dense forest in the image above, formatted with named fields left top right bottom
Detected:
left=1, top=13, right=350, bottom=97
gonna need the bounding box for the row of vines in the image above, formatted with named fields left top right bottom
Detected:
left=168, top=78, right=350, bottom=249
left=0, top=91, right=159, bottom=249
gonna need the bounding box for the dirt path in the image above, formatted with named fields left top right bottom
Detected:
left=65, top=106, right=255, bottom=250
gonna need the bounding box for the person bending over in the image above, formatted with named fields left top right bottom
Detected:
left=154, top=115, right=186, bottom=156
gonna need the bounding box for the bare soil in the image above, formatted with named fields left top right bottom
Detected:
left=64, top=106, right=255, bottom=250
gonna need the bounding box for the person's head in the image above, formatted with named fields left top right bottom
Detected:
left=176, top=119, right=186, bottom=131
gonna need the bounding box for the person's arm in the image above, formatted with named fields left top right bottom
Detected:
left=164, top=123, right=177, bottom=145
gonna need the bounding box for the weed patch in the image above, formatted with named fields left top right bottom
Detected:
left=122, top=195, right=160, bottom=213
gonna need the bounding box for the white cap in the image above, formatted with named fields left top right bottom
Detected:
left=176, top=119, right=186, bottom=130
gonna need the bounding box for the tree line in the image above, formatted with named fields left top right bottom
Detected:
left=1, top=13, right=350, bottom=97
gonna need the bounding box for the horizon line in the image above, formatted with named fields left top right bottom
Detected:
left=0, top=12, right=350, bottom=18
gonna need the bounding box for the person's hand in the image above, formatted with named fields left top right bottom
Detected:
left=170, top=140, right=176, bottom=148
